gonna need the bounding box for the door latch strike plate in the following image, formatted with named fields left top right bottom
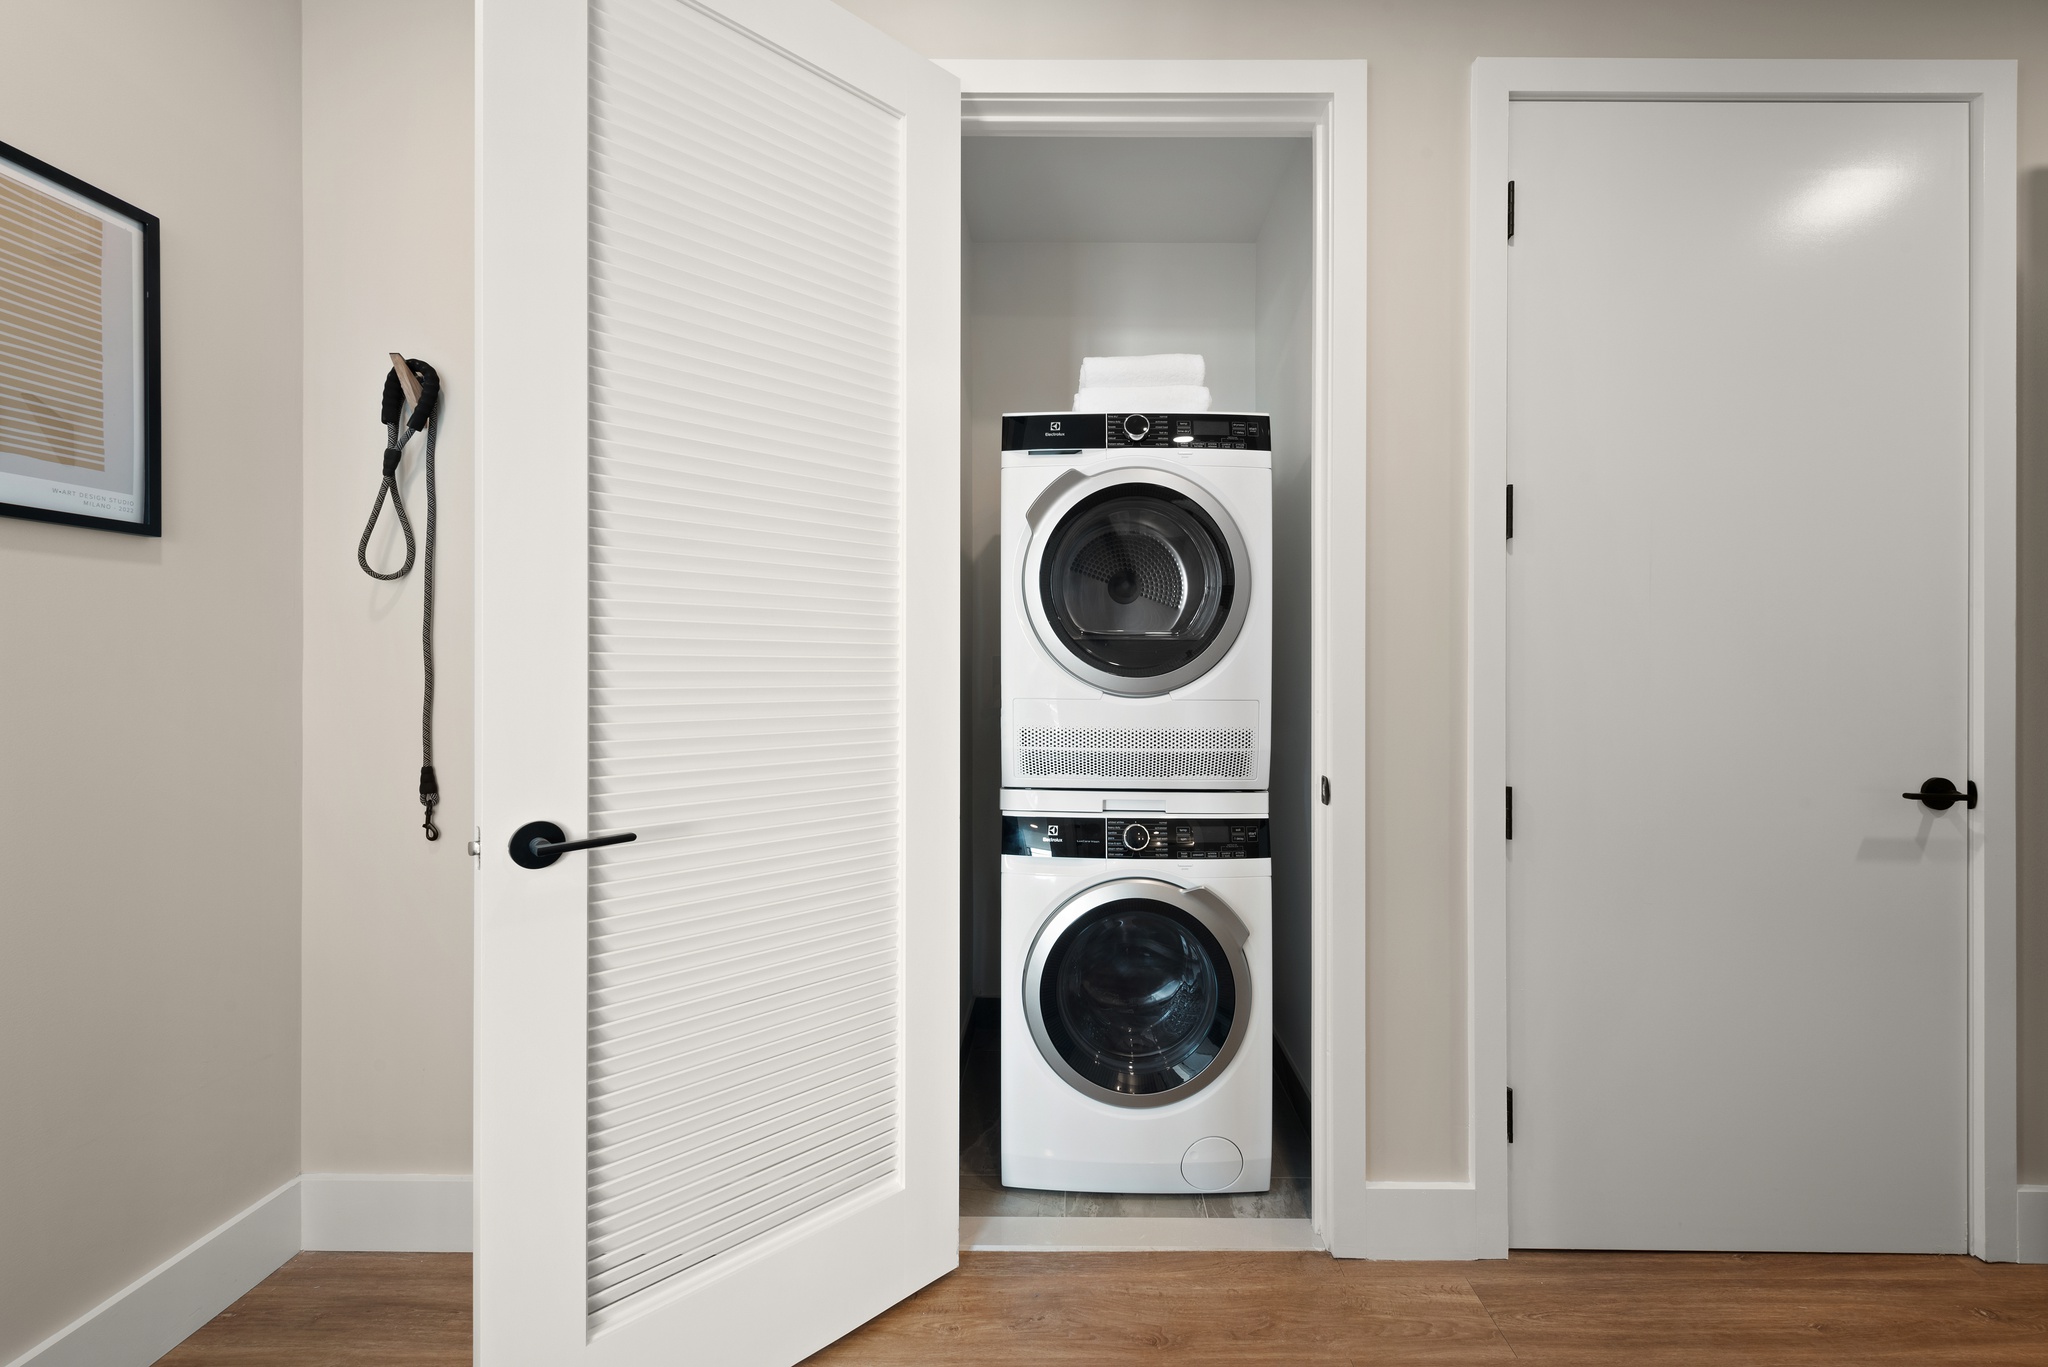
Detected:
left=468, top=828, right=482, bottom=864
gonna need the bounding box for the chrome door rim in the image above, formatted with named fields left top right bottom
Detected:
left=1022, top=468, right=1252, bottom=697
left=1023, top=878, right=1253, bottom=1110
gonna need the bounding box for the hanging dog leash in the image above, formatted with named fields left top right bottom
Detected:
left=357, top=355, right=443, bottom=840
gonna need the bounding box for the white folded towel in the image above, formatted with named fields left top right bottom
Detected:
left=1072, top=385, right=1212, bottom=413
left=1078, top=353, right=1205, bottom=390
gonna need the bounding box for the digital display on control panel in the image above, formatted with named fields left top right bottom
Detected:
left=1003, top=815, right=1269, bottom=859
left=1192, top=420, right=1232, bottom=438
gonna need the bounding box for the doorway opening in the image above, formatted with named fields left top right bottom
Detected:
left=958, top=129, right=1319, bottom=1250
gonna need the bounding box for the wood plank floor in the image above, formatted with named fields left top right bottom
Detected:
left=156, top=1249, right=2048, bottom=1365
left=155, top=1254, right=468, bottom=1367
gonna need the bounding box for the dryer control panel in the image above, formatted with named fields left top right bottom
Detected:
left=1003, top=412, right=1271, bottom=452
left=1003, top=815, right=1270, bottom=860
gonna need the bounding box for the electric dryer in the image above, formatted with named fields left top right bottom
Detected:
left=999, top=788, right=1271, bottom=1195
left=1001, top=412, right=1272, bottom=791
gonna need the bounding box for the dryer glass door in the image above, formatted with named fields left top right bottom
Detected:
left=1030, top=895, right=1245, bottom=1105
left=1036, top=482, right=1246, bottom=694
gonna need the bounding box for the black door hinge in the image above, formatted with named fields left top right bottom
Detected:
left=1507, top=1087, right=1515, bottom=1143
left=1320, top=775, right=1331, bottom=805
left=1506, top=786, right=1513, bottom=840
left=1506, top=484, right=1514, bottom=539
left=1508, top=181, right=1515, bottom=241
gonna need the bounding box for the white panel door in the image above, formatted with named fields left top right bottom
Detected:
left=475, top=0, right=958, bottom=1362
left=1506, top=100, right=1969, bottom=1251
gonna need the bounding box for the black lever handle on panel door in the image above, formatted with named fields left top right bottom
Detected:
left=508, top=820, right=638, bottom=869
left=1901, top=778, right=1976, bottom=812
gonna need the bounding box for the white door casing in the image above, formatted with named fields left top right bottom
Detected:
left=1506, top=98, right=1969, bottom=1251
left=1468, top=59, right=2017, bottom=1263
left=476, top=0, right=959, bottom=1360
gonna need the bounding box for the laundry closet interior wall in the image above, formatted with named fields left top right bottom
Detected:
left=960, top=136, right=1317, bottom=1083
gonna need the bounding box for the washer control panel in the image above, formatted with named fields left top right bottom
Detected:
left=1003, top=815, right=1270, bottom=860
left=1003, top=412, right=1271, bottom=452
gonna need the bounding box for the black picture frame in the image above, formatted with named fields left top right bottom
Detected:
left=0, top=138, right=161, bottom=536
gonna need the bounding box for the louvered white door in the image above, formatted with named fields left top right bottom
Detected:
left=474, top=0, right=958, bottom=1362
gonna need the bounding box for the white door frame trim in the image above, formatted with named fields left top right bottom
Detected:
left=1468, top=57, right=2019, bottom=1261
left=938, top=58, right=1371, bottom=1257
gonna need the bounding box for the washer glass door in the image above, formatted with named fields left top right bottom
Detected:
left=1030, top=893, right=1242, bottom=1105
left=1034, top=480, right=1245, bottom=694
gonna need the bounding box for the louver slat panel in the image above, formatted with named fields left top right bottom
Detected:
left=586, top=0, right=903, bottom=1324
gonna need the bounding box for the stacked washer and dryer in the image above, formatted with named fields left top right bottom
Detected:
left=999, top=395, right=1276, bottom=1198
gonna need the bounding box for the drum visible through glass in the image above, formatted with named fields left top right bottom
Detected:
left=1040, top=484, right=1234, bottom=679
left=1039, top=898, right=1237, bottom=1098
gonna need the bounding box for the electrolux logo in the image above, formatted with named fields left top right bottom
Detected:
left=1049, top=421, right=1062, bottom=433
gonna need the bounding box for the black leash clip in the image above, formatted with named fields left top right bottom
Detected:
left=421, top=764, right=441, bottom=841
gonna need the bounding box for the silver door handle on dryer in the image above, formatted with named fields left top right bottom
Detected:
left=508, top=820, right=638, bottom=869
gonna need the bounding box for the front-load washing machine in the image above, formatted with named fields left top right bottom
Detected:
left=1001, top=412, right=1272, bottom=791
left=999, top=788, right=1271, bottom=1194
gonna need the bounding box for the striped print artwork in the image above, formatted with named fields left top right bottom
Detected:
left=0, top=167, right=105, bottom=472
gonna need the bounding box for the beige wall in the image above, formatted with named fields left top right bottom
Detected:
left=299, top=0, right=475, bottom=1176
left=0, top=2, right=303, bottom=1359
left=840, top=0, right=2048, bottom=1183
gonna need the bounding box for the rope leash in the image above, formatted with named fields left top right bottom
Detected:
left=357, top=357, right=443, bottom=840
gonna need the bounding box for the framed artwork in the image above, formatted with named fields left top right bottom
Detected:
left=0, top=139, right=160, bottom=535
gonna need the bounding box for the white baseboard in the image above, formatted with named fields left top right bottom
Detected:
left=961, top=1215, right=1321, bottom=1251
left=1362, top=1181, right=1500, bottom=1260
left=6, top=1173, right=473, bottom=1367
left=4, top=1179, right=299, bottom=1367
left=2020, top=1185, right=2048, bottom=1263
left=300, top=1174, right=473, bottom=1252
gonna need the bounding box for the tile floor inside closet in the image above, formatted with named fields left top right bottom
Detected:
left=959, top=1005, right=1311, bottom=1220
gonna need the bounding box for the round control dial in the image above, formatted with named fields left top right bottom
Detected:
left=1121, top=823, right=1152, bottom=851
left=1121, top=414, right=1150, bottom=442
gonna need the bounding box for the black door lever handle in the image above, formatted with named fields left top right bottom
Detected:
left=1901, top=777, right=1976, bottom=812
left=508, top=820, right=638, bottom=869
